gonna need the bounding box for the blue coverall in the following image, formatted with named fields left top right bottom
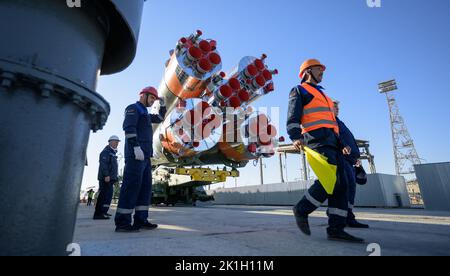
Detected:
left=287, top=84, right=350, bottom=231
left=115, top=101, right=167, bottom=228
left=95, top=146, right=118, bottom=216
left=336, top=117, right=361, bottom=223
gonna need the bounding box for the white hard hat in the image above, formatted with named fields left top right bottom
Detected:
left=108, top=135, right=121, bottom=142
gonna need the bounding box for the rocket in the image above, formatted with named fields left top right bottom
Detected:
left=152, top=30, right=280, bottom=169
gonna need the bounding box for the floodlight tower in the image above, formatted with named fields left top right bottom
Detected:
left=378, top=80, right=422, bottom=180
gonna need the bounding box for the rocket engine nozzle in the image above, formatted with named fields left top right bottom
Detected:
left=156, top=99, right=224, bottom=158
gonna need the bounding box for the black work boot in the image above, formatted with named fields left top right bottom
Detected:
left=293, top=207, right=311, bottom=236
left=327, top=228, right=365, bottom=243
left=93, top=214, right=110, bottom=220
left=347, top=220, right=370, bottom=229
left=135, top=221, right=158, bottom=231
left=115, top=225, right=140, bottom=233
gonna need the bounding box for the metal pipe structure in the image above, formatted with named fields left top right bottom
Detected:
left=0, top=0, right=144, bottom=256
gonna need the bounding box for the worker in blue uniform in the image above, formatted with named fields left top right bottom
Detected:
left=114, top=87, right=167, bottom=233
left=333, top=100, right=370, bottom=229
left=287, top=59, right=364, bottom=243
left=94, top=135, right=120, bottom=220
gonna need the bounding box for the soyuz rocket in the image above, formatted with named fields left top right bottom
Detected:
left=151, top=30, right=281, bottom=169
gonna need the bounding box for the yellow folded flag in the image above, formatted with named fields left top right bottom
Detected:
left=304, top=147, right=337, bottom=195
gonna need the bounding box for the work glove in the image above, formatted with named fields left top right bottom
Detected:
left=133, top=147, right=145, bottom=161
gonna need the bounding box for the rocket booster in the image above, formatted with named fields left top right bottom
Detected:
left=152, top=31, right=280, bottom=168
left=152, top=30, right=223, bottom=132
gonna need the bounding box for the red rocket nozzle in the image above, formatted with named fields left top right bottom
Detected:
left=261, top=54, right=267, bottom=61
left=262, top=70, right=273, bottom=81
left=229, top=96, right=241, bottom=108
left=189, top=30, right=203, bottom=44
left=248, top=144, right=257, bottom=153
left=197, top=58, right=212, bottom=73
left=210, top=40, right=217, bottom=50
left=179, top=37, right=188, bottom=44
left=219, top=71, right=226, bottom=78
left=254, top=75, right=266, bottom=88
left=254, top=59, right=265, bottom=71
left=228, top=78, right=241, bottom=91
left=193, top=141, right=201, bottom=148
left=279, top=136, right=286, bottom=143
left=238, top=89, right=250, bottom=102
left=267, top=125, right=278, bottom=138
left=199, top=40, right=212, bottom=53
left=188, top=46, right=202, bottom=60
left=219, top=85, right=233, bottom=98
left=272, top=69, right=279, bottom=75
left=208, top=52, right=222, bottom=65
left=264, top=82, right=275, bottom=93
left=244, top=64, right=258, bottom=78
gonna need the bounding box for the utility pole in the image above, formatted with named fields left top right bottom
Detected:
left=284, top=153, right=289, bottom=182
left=259, top=157, right=264, bottom=185
left=379, top=80, right=422, bottom=181
left=279, top=154, right=285, bottom=183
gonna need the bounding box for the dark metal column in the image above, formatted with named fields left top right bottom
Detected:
left=0, top=0, right=144, bottom=255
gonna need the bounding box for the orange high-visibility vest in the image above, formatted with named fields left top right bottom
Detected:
left=300, top=83, right=339, bottom=135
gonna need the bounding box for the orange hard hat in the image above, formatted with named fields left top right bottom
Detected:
left=140, top=86, right=161, bottom=99
left=299, top=59, right=326, bottom=79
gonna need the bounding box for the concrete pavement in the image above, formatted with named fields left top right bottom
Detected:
left=73, top=204, right=450, bottom=256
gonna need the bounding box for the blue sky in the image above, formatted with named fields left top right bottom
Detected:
left=82, top=0, right=450, bottom=190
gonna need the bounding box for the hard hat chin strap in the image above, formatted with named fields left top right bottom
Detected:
left=309, top=69, right=320, bottom=84
left=144, top=94, right=150, bottom=107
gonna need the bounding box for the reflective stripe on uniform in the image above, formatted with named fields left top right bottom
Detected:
left=287, top=123, right=301, bottom=130
left=126, top=134, right=137, bottom=138
left=303, top=107, right=333, bottom=115
left=116, top=208, right=134, bottom=215
left=302, top=120, right=338, bottom=129
left=328, top=208, right=348, bottom=218
left=305, top=191, right=322, bottom=208
left=103, top=204, right=110, bottom=208
left=135, top=206, right=149, bottom=212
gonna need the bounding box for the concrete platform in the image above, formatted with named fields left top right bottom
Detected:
left=73, top=204, right=450, bottom=256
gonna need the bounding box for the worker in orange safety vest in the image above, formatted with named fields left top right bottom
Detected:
left=286, top=59, right=364, bottom=243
